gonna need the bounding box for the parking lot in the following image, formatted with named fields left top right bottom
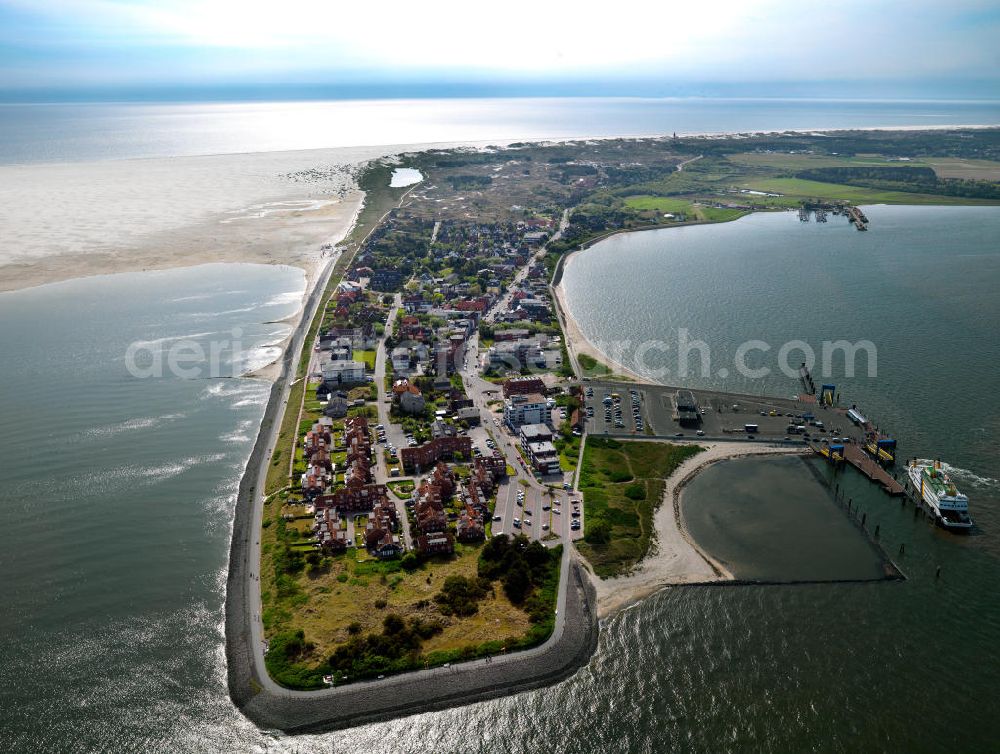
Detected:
left=582, top=380, right=864, bottom=445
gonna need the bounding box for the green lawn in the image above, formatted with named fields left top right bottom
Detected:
left=743, top=177, right=996, bottom=206
left=624, top=195, right=749, bottom=223
left=355, top=349, right=377, bottom=371
left=577, top=437, right=701, bottom=578
left=623, top=196, right=694, bottom=214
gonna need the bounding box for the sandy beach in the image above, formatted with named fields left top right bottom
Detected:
left=592, top=441, right=807, bottom=618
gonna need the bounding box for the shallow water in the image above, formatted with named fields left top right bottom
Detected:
left=682, top=456, right=887, bottom=582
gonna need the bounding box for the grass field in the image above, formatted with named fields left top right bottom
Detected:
left=261, top=538, right=532, bottom=662
left=577, top=437, right=701, bottom=578
left=923, top=157, right=1000, bottom=181
left=623, top=196, right=695, bottom=214
left=742, top=177, right=997, bottom=206
left=355, top=349, right=376, bottom=371
left=730, top=152, right=1000, bottom=182
left=577, top=353, right=634, bottom=382
left=727, top=152, right=930, bottom=171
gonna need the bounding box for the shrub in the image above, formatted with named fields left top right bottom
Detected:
left=434, top=575, right=487, bottom=616
left=585, top=518, right=612, bottom=545
left=623, top=483, right=646, bottom=501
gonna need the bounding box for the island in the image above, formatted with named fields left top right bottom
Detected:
left=226, top=128, right=1000, bottom=731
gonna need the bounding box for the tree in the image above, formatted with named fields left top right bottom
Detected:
left=400, top=552, right=419, bottom=571
left=502, top=559, right=532, bottom=604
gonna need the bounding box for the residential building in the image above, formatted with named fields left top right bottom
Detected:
left=525, top=440, right=561, bottom=474
left=519, top=423, right=553, bottom=447
left=313, top=508, right=348, bottom=553
left=495, top=328, right=531, bottom=343
left=503, top=393, right=549, bottom=429
left=314, top=480, right=388, bottom=514
left=456, top=406, right=480, bottom=424
left=456, top=504, right=486, bottom=542
left=370, top=269, right=405, bottom=291
left=323, top=392, right=350, bottom=419
left=502, top=376, right=546, bottom=397
left=371, top=533, right=404, bottom=560
left=392, top=378, right=426, bottom=415
left=391, top=346, right=413, bottom=375
left=399, top=436, right=472, bottom=473
left=321, top=359, right=365, bottom=386
left=416, top=531, right=455, bottom=556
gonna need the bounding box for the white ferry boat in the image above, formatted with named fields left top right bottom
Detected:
left=907, top=460, right=973, bottom=531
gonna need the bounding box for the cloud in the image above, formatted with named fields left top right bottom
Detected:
left=1, top=0, right=998, bottom=89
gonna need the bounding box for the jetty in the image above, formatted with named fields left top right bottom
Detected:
left=847, top=206, right=869, bottom=231
left=812, top=441, right=905, bottom=496
left=798, top=362, right=816, bottom=395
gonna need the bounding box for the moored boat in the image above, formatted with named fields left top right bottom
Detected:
left=907, top=459, right=973, bottom=531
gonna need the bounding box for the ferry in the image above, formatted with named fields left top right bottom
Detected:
left=907, top=460, right=973, bottom=531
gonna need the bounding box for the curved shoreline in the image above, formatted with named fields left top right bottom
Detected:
left=591, top=441, right=806, bottom=618
left=553, top=213, right=756, bottom=384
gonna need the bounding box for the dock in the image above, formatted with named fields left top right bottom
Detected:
left=798, top=362, right=816, bottom=395
left=847, top=206, right=869, bottom=231
left=812, top=441, right=904, bottom=496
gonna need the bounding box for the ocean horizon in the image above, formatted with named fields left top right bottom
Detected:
left=2, top=95, right=999, bottom=165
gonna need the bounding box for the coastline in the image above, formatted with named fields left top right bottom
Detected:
left=591, top=441, right=807, bottom=619
left=224, top=171, right=600, bottom=732
left=13, top=124, right=996, bottom=731
left=551, top=222, right=716, bottom=383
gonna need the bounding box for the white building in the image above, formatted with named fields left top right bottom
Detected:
left=321, top=359, right=365, bottom=385
left=526, top=441, right=561, bottom=474
left=504, top=393, right=549, bottom=428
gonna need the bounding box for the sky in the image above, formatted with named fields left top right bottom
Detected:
left=1, top=0, right=998, bottom=100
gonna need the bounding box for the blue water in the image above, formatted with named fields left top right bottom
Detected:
left=2, top=100, right=1000, bottom=752
left=1, top=97, right=998, bottom=164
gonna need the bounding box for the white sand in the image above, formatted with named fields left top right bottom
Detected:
left=0, top=144, right=432, bottom=379
left=592, top=441, right=806, bottom=618
left=0, top=142, right=477, bottom=294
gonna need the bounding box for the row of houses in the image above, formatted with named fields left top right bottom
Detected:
left=456, top=455, right=508, bottom=542
left=399, top=435, right=473, bottom=474
left=344, top=416, right=373, bottom=487
left=364, top=498, right=404, bottom=559
left=411, top=463, right=457, bottom=556
left=312, top=482, right=404, bottom=559
left=301, top=418, right=336, bottom=498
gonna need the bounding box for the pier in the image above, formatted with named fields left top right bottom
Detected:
left=812, top=441, right=904, bottom=496
left=798, top=362, right=816, bottom=395
left=847, top=206, right=869, bottom=231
